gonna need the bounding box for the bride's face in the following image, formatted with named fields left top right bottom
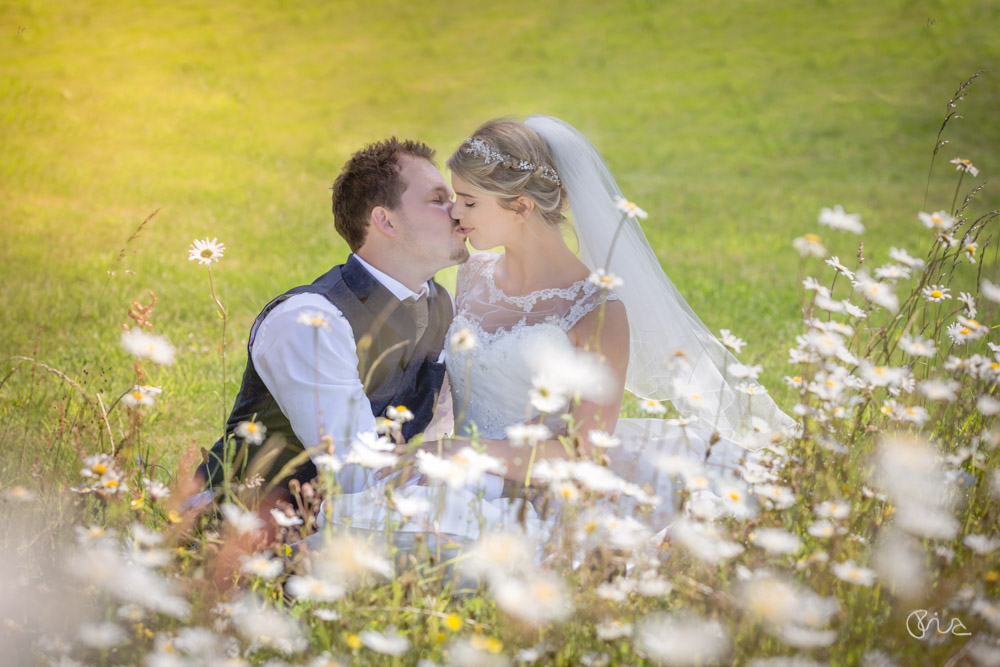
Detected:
left=450, top=174, right=524, bottom=251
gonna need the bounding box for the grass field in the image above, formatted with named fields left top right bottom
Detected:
left=2, top=2, right=1000, bottom=664
left=2, top=0, right=999, bottom=466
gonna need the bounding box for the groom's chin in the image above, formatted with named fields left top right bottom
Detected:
left=450, top=246, right=471, bottom=264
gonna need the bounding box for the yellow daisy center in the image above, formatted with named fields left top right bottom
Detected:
left=132, top=391, right=144, bottom=400
left=930, top=290, right=943, bottom=298
left=804, top=233, right=822, bottom=243
left=106, top=479, right=119, bottom=488
left=200, top=248, right=213, bottom=258
left=92, top=463, right=107, bottom=475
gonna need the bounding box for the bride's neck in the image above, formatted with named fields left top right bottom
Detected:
left=499, top=225, right=588, bottom=293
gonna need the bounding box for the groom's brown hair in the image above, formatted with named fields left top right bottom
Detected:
left=331, top=138, right=436, bottom=251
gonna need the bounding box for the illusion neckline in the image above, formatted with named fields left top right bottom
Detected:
left=481, top=253, right=593, bottom=312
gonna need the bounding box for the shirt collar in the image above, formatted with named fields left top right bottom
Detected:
left=352, top=254, right=429, bottom=301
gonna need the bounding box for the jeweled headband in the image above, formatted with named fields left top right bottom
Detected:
left=459, top=137, right=562, bottom=185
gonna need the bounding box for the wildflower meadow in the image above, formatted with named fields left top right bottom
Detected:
left=2, top=2, right=1000, bottom=666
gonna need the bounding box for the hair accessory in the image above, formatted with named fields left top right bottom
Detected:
left=460, top=137, right=562, bottom=185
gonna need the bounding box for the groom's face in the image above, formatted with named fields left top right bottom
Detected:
left=391, top=155, right=470, bottom=270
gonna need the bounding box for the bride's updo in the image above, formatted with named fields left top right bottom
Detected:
left=446, top=119, right=568, bottom=228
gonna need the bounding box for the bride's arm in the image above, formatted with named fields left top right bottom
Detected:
left=566, top=297, right=630, bottom=448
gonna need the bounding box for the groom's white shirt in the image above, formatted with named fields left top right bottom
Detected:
left=250, top=255, right=445, bottom=493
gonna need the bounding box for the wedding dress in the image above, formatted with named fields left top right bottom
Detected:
left=444, top=252, right=750, bottom=530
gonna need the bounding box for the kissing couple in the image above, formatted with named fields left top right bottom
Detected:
left=194, top=115, right=795, bottom=543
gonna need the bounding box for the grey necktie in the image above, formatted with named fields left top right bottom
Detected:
left=401, top=292, right=429, bottom=343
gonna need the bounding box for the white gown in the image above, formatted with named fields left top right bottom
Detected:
left=443, top=252, right=748, bottom=529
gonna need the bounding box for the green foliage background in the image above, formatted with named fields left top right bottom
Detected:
left=1, top=0, right=998, bottom=470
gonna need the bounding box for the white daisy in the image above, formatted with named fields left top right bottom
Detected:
left=889, top=247, right=926, bottom=270
left=296, top=311, right=331, bottom=330
left=825, top=256, right=856, bottom=280
left=919, top=378, right=961, bottom=402
left=587, top=269, right=624, bottom=290
left=818, top=205, right=864, bottom=234
left=918, top=210, right=957, bottom=231
left=898, top=334, right=936, bottom=358
left=719, top=329, right=747, bottom=353
left=922, top=284, right=951, bottom=302
left=269, top=509, right=303, bottom=527
left=235, top=420, right=266, bottom=445
left=120, top=329, right=177, bottom=365
left=240, top=554, right=284, bottom=579
left=874, top=263, right=911, bottom=282
left=963, top=239, right=979, bottom=263
left=792, top=233, right=827, bottom=258
left=957, top=291, right=977, bottom=318
left=950, top=157, right=979, bottom=177
left=749, top=527, right=803, bottom=555
left=981, top=278, right=1000, bottom=303
left=449, top=327, right=477, bottom=352
left=587, top=430, right=622, bottom=448
left=188, top=237, right=226, bottom=265
left=123, top=384, right=160, bottom=408
left=832, top=559, right=876, bottom=586
left=614, top=196, right=648, bottom=219
left=853, top=271, right=899, bottom=312
left=529, top=373, right=570, bottom=413
left=505, top=422, right=552, bottom=447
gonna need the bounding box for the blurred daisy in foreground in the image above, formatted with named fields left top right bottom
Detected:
left=637, top=614, right=731, bottom=666
left=832, top=559, right=877, bottom=586
left=853, top=271, right=899, bottom=312
left=296, top=311, right=331, bottom=330
left=889, top=246, right=926, bottom=270
left=493, top=571, right=573, bottom=626
left=898, top=334, right=936, bottom=358
left=793, top=233, right=827, bottom=258
left=235, top=420, right=266, bottom=445
left=918, top=210, right=957, bottom=231
left=587, top=268, right=624, bottom=290
left=614, top=196, right=648, bottom=219
left=981, top=278, right=1000, bottom=303
left=121, top=329, right=177, bottom=365
left=818, top=205, right=864, bottom=234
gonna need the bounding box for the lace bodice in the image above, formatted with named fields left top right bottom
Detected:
left=445, top=253, right=620, bottom=438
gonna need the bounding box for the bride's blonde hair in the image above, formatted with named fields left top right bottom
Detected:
left=446, top=119, right=569, bottom=228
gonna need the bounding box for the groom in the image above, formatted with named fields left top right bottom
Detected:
left=195, top=138, right=469, bottom=498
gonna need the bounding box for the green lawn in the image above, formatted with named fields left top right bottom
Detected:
left=1, top=0, right=998, bottom=472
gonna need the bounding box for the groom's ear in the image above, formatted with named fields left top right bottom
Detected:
left=370, top=206, right=397, bottom=238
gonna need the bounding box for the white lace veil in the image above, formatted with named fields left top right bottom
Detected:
left=524, top=115, right=796, bottom=444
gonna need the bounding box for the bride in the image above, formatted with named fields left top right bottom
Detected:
left=319, top=116, right=795, bottom=543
